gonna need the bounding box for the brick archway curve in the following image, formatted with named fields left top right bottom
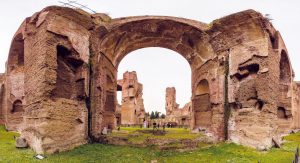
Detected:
left=90, top=16, right=217, bottom=139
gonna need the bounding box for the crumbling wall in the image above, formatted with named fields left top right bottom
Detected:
left=2, top=6, right=298, bottom=154
left=4, top=30, right=25, bottom=131
left=0, top=73, right=5, bottom=124
left=165, top=87, right=179, bottom=115
left=179, top=102, right=192, bottom=126
left=205, top=10, right=294, bottom=150
left=191, top=55, right=225, bottom=140
left=91, top=53, right=118, bottom=138
left=292, top=82, right=300, bottom=129
left=17, top=7, right=92, bottom=154
left=216, top=11, right=276, bottom=150
left=276, top=50, right=293, bottom=134
left=119, top=71, right=145, bottom=125
left=102, top=67, right=117, bottom=130
left=164, top=87, right=192, bottom=126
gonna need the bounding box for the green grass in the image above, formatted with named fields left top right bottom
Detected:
left=0, top=125, right=37, bottom=162
left=111, top=127, right=203, bottom=144
left=0, top=125, right=299, bottom=162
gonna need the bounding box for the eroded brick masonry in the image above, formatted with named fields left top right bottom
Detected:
left=0, top=6, right=299, bottom=153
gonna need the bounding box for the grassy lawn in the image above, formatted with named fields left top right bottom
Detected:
left=110, top=127, right=204, bottom=144
left=0, top=125, right=299, bottom=163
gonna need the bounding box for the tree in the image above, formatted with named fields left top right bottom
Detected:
left=155, top=111, right=160, bottom=119
left=150, top=111, right=155, bottom=119
left=160, top=114, right=166, bottom=119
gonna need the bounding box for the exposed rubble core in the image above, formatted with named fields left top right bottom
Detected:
left=116, top=71, right=145, bottom=125
left=0, top=6, right=299, bottom=153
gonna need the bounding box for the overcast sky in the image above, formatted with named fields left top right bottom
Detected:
left=1, top=0, right=300, bottom=114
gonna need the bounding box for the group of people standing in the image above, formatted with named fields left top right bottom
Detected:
left=143, top=121, right=174, bottom=131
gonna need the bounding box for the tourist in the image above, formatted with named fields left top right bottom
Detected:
left=143, top=120, right=147, bottom=128
left=153, top=122, right=158, bottom=131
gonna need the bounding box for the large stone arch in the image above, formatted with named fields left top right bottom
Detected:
left=1, top=6, right=298, bottom=153
left=277, top=49, right=293, bottom=134
left=89, top=16, right=221, bottom=140
left=193, top=79, right=212, bottom=129
left=96, top=16, right=214, bottom=68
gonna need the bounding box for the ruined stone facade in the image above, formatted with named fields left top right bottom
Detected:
left=117, top=71, right=145, bottom=125
left=0, top=6, right=299, bottom=153
left=292, top=82, right=300, bottom=129
left=0, top=73, right=5, bottom=125
left=165, top=87, right=192, bottom=126
left=115, top=103, right=122, bottom=126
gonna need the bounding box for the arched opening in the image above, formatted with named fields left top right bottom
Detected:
left=117, top=47, right=191, bottom=126
left=278, top=50, right=292, bottom=117
left=91, top=17, right=215, bottom=137
left=195, top=80, right=209, bottom=96
left=267, top=30, right=278, bottom=50
left=7, top=33, right=24, bottom=73
left=277, top=50, right=292, bottom=132
left=97, top=17, right=213, bottom=69
left=193, top=79, right=212, bottom=129
left=11, top=100, right=24, bottom=113
left=279, top=50, right=291, bottom=84
left=6, top=32, right=25, bottom=130
left=52, top=45, right=85, bottom=100
left=277, top=107, right=288, bottom=119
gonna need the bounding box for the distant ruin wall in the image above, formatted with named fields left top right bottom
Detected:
left=119, top=71, right=145, bottom=125
left=165, top=87, right=192, bottom=126
left=0, top=73, right=5, bottom=124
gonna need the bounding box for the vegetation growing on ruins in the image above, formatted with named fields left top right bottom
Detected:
left=1, top=125, right=300, bottom=162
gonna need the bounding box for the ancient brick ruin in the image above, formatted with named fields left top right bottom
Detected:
left=0, top=6, right=300, bottom=153
left=165, top=87, right=192, bottom=127
left=116, top=71, right=145, bottom=125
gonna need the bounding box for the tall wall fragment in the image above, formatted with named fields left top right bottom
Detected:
left=119, top=71, right=145, bottom=125
left=165, top=87, right=192, bottom=126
